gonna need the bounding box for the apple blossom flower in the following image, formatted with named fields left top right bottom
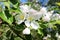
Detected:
left=15, top=10, right=39, bottom=30
left=25, top=10, right=39, bottom=30
left=15, top=13, right=26, bottom=24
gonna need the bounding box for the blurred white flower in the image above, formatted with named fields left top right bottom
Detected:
left=31, top=21, right=39, bottom=30
left=48, top=10, right=54, bottom=17
left=29, top=8, right=42, bottom=20
left=59, top=15, right=60, bottom=19
left=39, top=7, right=47, bottom=15
left=51, top=13, right=60, bottom=20
left=57, top=35, right=60, bottom=40
left=29, top=8, right=38, bottom=14
left=56, top=32, right=59, bottom=37
left=15, top=13, right=26, bottom=24
left=25, top=21, right=39, bottom=30
left=25, top=21, right=31, bottom=27
left=42, top=14, right=50, bottom=22
left=23, top=28, right=30, bottom=35
left=40, top=9, right=54, bottom=22
left=24, top=12, right=39, bottom=30
left=43, top=36, right=47, bottom=40
left=20, top=5, right=30, bottom=13
left=47, top=34, right=51, bottom=38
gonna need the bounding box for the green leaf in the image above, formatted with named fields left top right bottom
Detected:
left=56, top=2, right=60, bottom=6
left=38, top=29, right=43, bottom=36
left=0, top=12, right=7, bottom=22
left=10, top=0, right=18, bottom=4
left=56, top=20, right=60, bottom=24
left=0, top=12, right=13, bottom=25
left=14, top=37, right=23, bottom=40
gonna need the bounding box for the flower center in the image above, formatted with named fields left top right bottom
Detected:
left=27, top=16, right=33, bottom=21
left=20, top=14, right=24, bottom=20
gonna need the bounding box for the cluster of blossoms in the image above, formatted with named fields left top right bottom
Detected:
left=15, top=5, right=60, bottom=35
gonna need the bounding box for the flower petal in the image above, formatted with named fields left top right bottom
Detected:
left=15, top=13, right=26, bottom=24
left=20, top=5, right=30, bottom=13
left=31, top=21, right=39, bottom=30
left=16, top=20, right=24, bottom=24
left=23, top=28, right=30, bottom=35
left=42, top=14, right=50, bottom=22
left=25, top=21, right=31, bottom=27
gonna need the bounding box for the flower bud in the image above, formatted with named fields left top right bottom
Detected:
left=23, top=28, right=30, bottom=35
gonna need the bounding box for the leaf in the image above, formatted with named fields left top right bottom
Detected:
left=14, top=37, right=23, bottom=40
left=38, top=29, right=43, bottom=36
left=0, top=12, right=7, bottom=22
left=0, top=12, right=13, bottom=25
left=10, top=0, right=18, bottom=4
left=4, top=1, right=11, bottom=10
left=56, top=20, right=60, bottom=24
left=56, top=2, right=60, bottom=6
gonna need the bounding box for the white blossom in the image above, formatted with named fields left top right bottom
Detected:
left=24, top=12, right=39, bottom=30
left=51, top=13, right=60, bottom=20
left=56, top=32, right=59, bottom=37
left=25, top=20, right=39, bottom=30
left=42, top=14, right=50, bottom=22
left=23, top=28, right=30, bottom=35
left=31, top=21, right=39, bottom=30
left=15, top=13, right=26, bottom=24
left=25, top=21, right=31, bottom=27
left=48, top=10, right=54, bottom=17
left=47, top=34, right=51, bottom=38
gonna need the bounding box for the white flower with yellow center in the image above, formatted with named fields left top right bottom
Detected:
left=15, top=8, right=40, bottom=30
left=25, top=13, right=39, bottom=30
left=15, top=13, right=26, bottom=24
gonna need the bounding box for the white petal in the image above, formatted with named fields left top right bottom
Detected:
left=56, top=32, right=59, bottom=37
left=42, top=15, right=50, bottom=22
left=25, top=21, right=31, bottom=27
left=29, top=8, right=37, bottom=14
left=47, top=34, right=51, bottom=38
left=31, top=21, right=39, bottom=30
left=16, top=20, right=24, bottom=24
left=51, top=13, right=60, bottom=20
left=40, top=7, right=47, bottom=14
left=15, top=13, right=26, bottom=24
left=20, top=5, right=30, bottom=13
left=33, top=12, right=42, bottom=20
left=23, top=28, right=30, bottom=35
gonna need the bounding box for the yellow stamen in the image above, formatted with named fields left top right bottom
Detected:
left=20, top=14, right=24, bottom=20
left=28, top=16, right=33, bottom=21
